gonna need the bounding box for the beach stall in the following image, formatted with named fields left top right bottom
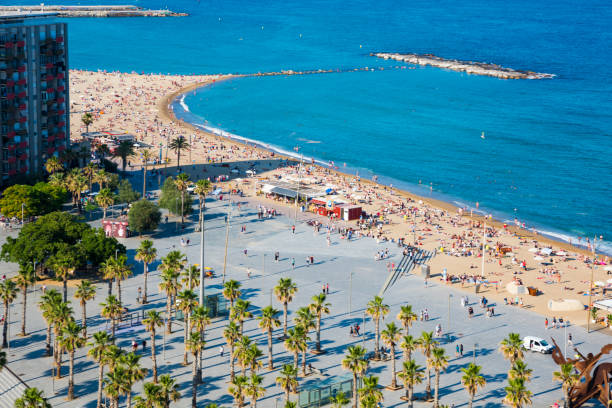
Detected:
left=102, top=219, right=129, bottom=238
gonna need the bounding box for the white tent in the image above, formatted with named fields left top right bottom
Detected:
left=540, top=248, right=553, bottom=255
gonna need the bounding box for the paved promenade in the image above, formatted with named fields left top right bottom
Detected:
left=1, top=186, right=610, bottom=407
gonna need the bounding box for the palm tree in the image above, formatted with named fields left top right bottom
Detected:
left=96, top=188, right=115, bottom=219
left=60, top=319, right=84, bottom=400
left=174, top=173, right=191, bottom=225
left=94, top=168, right=111, bottom=190
left=222, top=279, right=242, bottom=309
left=181, top=265, right=200, bottom=291
left=159, top=269, right=181, bottom=334
left=191, top=305, right=210, bottom=381
left=228, top=375, right=248, bottom=407
left=88, top=331, right=113, bottom=408
left=102, top=255, right=132, bottom=306
left=246, top=373, right=266, bottom=408
left=398, top=360, right=424, bottom=408
left=285, top=326, right=309, bottom=375
left=231, top=299, right=253, bottom=335
left=499, top=333, right=524, bottom=364
left=115, top=140, right=135, bottom=173
left=276, top=364, right=298, bottom=404
left=430, top=347, right=449, bottom=408
left=15, top=264, right=35, bottom=336
left=258, top=305, right=281, bottom=369
left=194, top=179, right=212, bottom=230
left=65, top=168, right=88, bottom=213
left=141, top=149, right=153, bottom=197
left=177, top=289, right=197, bottom=365
left=81, top=112, right=94, bottom=133
left=74, top=279, right=96, bottom=338
left=358, top=375, right=383, bottom=408
left=331, top=392, right=350, bottom=408
left=45, top=156, right=63, bottom=175
left=342, top=345, right=369, bottom=408
left=83, top=162, right=98, bottom=193
left=418, top=331, right=438, bottom=399
left=51, top=300, right=73, bottom=378
left=553, top=363, right=579, bottom=408
left=39, top=289, right=62, bottom=356
left=101, top=295, right=123, bottom=342
left=509, top=360, right=533, bottom=382
left=503, top=378, right=533, bottom=408
left=0, top=279, right=19, bottom=348
left=309, top=293, right=330, bottom=353
left=246, top=343, right=264, bottom=374
left=48, top=172, right=65, bottom=188
left=275, top=277, right=298, bottom=338
left=400, top=335, right=419, bottom=363
left=14, top=387, right=52, bottom=408
left=133, top=382, right=164, bottom=408
left=366, top=296, right=389, bottom=361
left=169, top=135, right=190, bottom=169
left=223, top=321, right=241, bottom=382
left=158, top=374, right=181, bottom=408
left=235, top=336, right=254, bottom=376
left=143, top=310, right=164, bottom=383
left=294, top=306, right=316, bottom=334
left=381, top=322, right=401, bottom=389
left=461, top=363, right=486, bottom=408
left=51, top=250, right=77, bottom=302
left=186, top=331, right=205, bottom=407
left=121, top=352, right=148, bottom=408
left=104, top=366, right=130, bottom=408
left=397, top=304, right=417, bottom=337
left=135, top=240, right=157, bottom=305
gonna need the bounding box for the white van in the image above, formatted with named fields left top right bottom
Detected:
left=523, top=336, right=554, bottom=354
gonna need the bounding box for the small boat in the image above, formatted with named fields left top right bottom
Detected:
left=481, top=131, right=486, bottom=139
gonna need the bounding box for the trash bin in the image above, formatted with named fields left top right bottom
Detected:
left=474, top=283, right=480, bottom=294
left=421, top=264, right=430, bottom=278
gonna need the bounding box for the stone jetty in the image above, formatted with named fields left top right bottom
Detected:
left=374, top=52, right=554, bottom=79
left=0, top=5, right=187, bottom=17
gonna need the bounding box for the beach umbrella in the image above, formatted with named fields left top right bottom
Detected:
left=528, top=248, right=539, bottom=253
left=541, top=248, right=553, bottom=255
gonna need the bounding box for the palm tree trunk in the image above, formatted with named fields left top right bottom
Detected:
left=143, top=262, right=149, bottom=304
left=267, top=328, right=273, bottom=369
left=2, top=302, right=8, bottom=348
left=63, top=276, right=68, bottom=303
left=408, top=385, right=414, bottom=408
left=82, top=302, right=88, bottom=338
left=252, top=397, right=257, bottom=408
left=390, top=346, right=397, bottom=388
left=293, top=352, right=298, bottom=370
left=143, top=165, right=147, bottom=198
left=301, top=351, right=306, bottom=376
left=97, top=363, right=104, bottom=408
left=55, top=342, right=62, bottom=378
left=352, top=372, right=358, bottom=408
left=180, top=192, right=185, bottom=225
left=240, top=320, right=244, bottom=336
left=166, top=298, right=172, bottom=334
left=151, top=331, right=158, bottom=383
left=316, top=317, right=321, bottom=351
left=20, top=287, right=27, bottom=336
left=103, top=207, right=107, bottom=219
left=229, top=345, right=235, bottom=382
left=404, top=323, right=409, bottom=338
left=434, top=371, right=440, bottom=407
left=177, top=151, right=181, bottom=169
left=45, top=324, right=52, bottom=356
left=117, top=279, right=122, bottom=306
left=374, top=318, right=380, bottom=359
left=127, top=391, right=132, bottom=408
left=111, top=318, right=116, bottom=342
left=191, top=351, right=198, bottom=408
left=68, top=349, right=75, bottom=399
left=183, top=318, right=189, bottom=365
left=426, top=365, right=431, bottom=399
left=468, top=394, right=474, bottom=408
left=283, top=302, right=288, bottom=337
left=285, top=387, right=290, bottom=404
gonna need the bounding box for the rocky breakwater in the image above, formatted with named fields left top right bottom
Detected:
left=374, top=52, right=554, bottom=79
left=0, top=5, right=188, bottom=17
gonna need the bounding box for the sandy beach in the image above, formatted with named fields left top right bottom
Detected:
left=69, top=69, right=611, bottom=329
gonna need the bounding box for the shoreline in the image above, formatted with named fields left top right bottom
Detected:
left=162, top=78, right=603, bottom=258
left=0, top=5, right=188, bottom=17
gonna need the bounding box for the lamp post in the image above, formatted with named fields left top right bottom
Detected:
left=587, top=235, right=600, bottom=333
left=362, top=312, right=366, bottom=348
left=197, top=199, right=205, bottom=383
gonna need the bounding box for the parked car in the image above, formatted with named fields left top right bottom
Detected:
left=523, top=336, right=554, bottom=354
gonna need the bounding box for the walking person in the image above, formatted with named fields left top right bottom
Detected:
left=291, top=258, right=295, bottom=270
left=219, top=345, right=224, bottom=357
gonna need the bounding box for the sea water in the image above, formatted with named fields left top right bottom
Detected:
left=21, top=0, right=612, bottom=253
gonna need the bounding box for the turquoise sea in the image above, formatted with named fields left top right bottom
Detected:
left=18, top=0, right=612, bottom=253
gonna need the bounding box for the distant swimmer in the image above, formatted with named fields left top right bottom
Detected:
left=481, top=131, right=486, bottom=139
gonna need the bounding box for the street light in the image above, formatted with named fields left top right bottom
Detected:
left=587, top=235, right=600, bottom=334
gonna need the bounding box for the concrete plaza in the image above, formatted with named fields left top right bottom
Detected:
left=1, top=179, right=610, bottom=407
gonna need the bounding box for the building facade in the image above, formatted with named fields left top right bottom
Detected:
left=0, top=14, right=68, bottom=183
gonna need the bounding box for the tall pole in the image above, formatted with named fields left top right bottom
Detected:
left=362, top=312, right=366, bottom=348
left=294, top=153, right=303, bottom=223
left=222, top=200, right=231, bottom=284
left=198, top=196, right=205, bottom=383
left=448, top=294, right=451, bottom=334
left=587, top=235, right=597, bottom=333
left=481, top=222, right=486, bottom=278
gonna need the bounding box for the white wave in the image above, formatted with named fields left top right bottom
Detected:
left=179, top=95, right=190, bottom=113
